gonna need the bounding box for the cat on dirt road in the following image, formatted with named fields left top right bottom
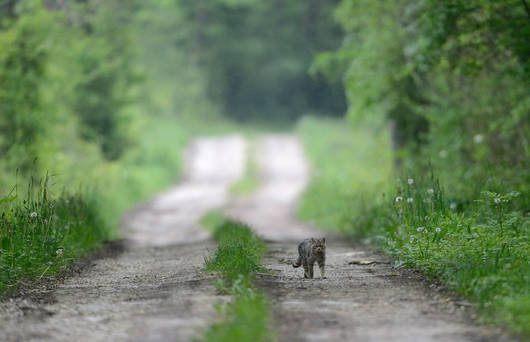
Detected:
left=293, top=238, right=326, bottom=279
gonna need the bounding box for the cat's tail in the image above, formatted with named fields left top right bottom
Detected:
left=292, top=256, right=302, bottom=268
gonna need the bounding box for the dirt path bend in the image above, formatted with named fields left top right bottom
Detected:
left=227, top=134, right=510, bottom=342
left=0, top=135, right=246, bottom=342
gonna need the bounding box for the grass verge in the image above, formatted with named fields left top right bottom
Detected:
left=198, top=220, right=273, bottom=342
left=296, top=116, right=529, bottom=337
left=0, top=178, right=111, bottom=295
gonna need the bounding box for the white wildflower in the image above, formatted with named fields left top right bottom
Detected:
left=435, top=227, right=441, bottom=233
left=408, top=178, right=414, bottom=185
left=407, top=197, right=414, bottom=203
left=494, top=198, right=501, bottom=204
left=395, top=196, right=403, bottom=202
left=56, top=249, right=63, bottom=256
left=417, top=227, right=424, bottom=232
left=450, top=202, right=457, bottom=210
left=439, top=150, right=448, bottom=158
left=30, top=212, right=37, bottom=218
left=427, top=188, right=434, bottom=195
left=473, top=134, right=484, bottom=144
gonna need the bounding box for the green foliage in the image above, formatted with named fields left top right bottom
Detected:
left=200, top=220, right=272, bottom=342
left=297, top=117, right=530, bottom=337
left=0, top=177, right=111, bottom=295
left=372, top=182, right=529, bottom=336
left=0, top=1, right=53, bottom=172
left=65, top=1, right=140, bottom=160
left=417, top=0, right=530, bottom=78
left=0, top=0, right=194, bottom=224
left=0, top=0, right=140, bottom=167
left=165, top=0, right=346, bottom=121
left=296, top=117, right=393, bottom=230
left=206, top=220, right=266, bottom=283
left=199, top=283, right=272, bottom=342
left=316, top=0, right=529, bottom=170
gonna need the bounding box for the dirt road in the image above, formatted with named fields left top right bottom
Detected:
left=0, top=134, right=510, bottom=341
left=226, top=135, right=507, bottom=342
left=0, top=136, right=245, bottom=342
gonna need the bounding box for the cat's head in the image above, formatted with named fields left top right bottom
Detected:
left=311, top=237, right=326, bottom=254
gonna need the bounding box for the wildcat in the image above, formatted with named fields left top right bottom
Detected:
left=293, top=238, right=326, bottom=279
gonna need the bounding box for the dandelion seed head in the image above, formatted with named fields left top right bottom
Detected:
left=494, top=198, right=501, bottom=204
left=435, top=227, right=441, bottom=233
left=417, top=227, right=424, bottom=232
left=473, top=134, right=484, bottom=144
left=427, top=188, right=434, bottom=194
left=407, top=197, right=414, bottom=203
left=56, top=249, right=63, bottom=256
left=450, top=202, right=457, bottom=210
left=395, top=196, right=403, bottom=202
left=408, top=178, right=414, bottom=185
left=424, top=216, right=429, bottom=221
left=30, top=212, right=37, bottom=218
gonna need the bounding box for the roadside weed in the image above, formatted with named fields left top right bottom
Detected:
left=0, top=177, right=110, bottom=295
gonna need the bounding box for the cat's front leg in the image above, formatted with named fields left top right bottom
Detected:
left=303, top=262, right=309, bottom=278
left=318, top=260, right=326, bottom=279
left=308, top=261, right=314, bottom=278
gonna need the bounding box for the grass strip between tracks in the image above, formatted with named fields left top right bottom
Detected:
left=198, top=220, right=273, bottom=342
